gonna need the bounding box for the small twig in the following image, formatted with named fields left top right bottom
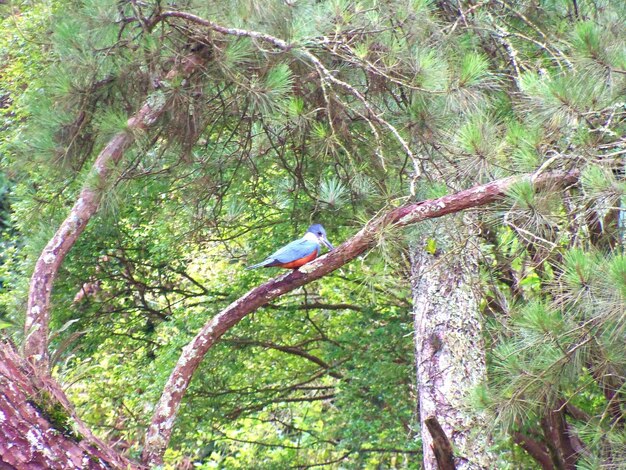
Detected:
left=488, top=18, right=523, bottom=89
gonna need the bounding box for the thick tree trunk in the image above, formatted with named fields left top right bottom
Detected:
left=410, top=222, right=495, bottom=469
left=0, top=341, right=141, bottom=469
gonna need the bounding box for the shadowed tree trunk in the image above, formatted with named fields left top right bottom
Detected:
left=0, top=341, right=142, bottom=469
left=410, top=220, right=495, bottom=469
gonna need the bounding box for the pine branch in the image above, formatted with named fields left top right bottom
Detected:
left=142, top=168, right=580, bottom=465
left=158, top=10, right=420, bottom=191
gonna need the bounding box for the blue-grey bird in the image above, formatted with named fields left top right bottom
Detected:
left=247, top=224, right=334, bottom=269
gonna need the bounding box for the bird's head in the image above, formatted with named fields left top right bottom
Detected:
left=306, top=223, right=334, bottom=250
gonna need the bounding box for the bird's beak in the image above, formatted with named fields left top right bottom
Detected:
left=321, top=235, right=334, bottom=250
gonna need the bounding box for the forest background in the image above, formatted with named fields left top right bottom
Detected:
left=0, top=0, right=625, bottom=468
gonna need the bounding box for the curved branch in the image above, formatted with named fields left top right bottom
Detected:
left=142, top=169, right=580, bottom=465
left=21, top=53, right=208, bottom=465
left=24, top=103, right=157, bottom=370
left=24, top=53, right=207, bottom=372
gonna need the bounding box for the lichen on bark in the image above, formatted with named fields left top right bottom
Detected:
left=410, top=219, right=495, bottom=469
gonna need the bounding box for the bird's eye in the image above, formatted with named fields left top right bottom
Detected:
left=317, top=231, right=322, bottom=235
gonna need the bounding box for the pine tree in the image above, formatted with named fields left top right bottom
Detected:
left=0, top=0, right=625, bottom=468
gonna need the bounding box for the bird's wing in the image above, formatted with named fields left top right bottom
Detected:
left=270, top=238, right=319, bottom=264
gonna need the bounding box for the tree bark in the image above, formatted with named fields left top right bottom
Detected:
left=0, top=341, right=142, bottom=469
left=540, top=401, right=579, bottom=470
left=17, top=53, right=206, bottom=469
left=512, top=432, right=554, bottom=470
left=410, top=220, right=495, bottom=469
left=142, top=170, right=579, bottom=465
left=23, top=104, right=157, bottom=371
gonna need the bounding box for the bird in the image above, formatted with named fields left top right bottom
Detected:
left=247, top=224, right=334, bottom=270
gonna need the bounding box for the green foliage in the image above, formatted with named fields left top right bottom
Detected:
left=319, top=176, right=348, bottom=208
left=248, top=63, right=294, bottom=116
left=2, top=0, right=626, bottom=468
left=581, top=164, right=625, bottom=202
left=28, top=390, right=83, bottom=442
left=459, top=53, right=492, bottom=88
left=506, top=180, right=536, bottom=209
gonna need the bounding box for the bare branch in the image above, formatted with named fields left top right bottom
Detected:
left=225, top=337, right=344, bottom=379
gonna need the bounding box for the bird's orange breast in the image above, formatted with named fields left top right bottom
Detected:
left=277, top=250, right=319, bottom=269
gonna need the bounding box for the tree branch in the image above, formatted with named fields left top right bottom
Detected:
left=266, top=301, right=363, bottom=312
left=21, top=53, right=208, bottom=466
left=225, top=337, right=344, bottom=379
left=24, top=53, right=207, bottom=372
left=226, top=393, right=336, bottom=420
left=142, top=169, right=580, bottom=465
left=24, top=102, right=157, bottom=370
left=424, top=416, right=456, bottom=470
left=513, top=432, right=554, bottom=470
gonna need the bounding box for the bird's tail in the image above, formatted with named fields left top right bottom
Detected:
left=246, top=259, right=272, bottom=270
